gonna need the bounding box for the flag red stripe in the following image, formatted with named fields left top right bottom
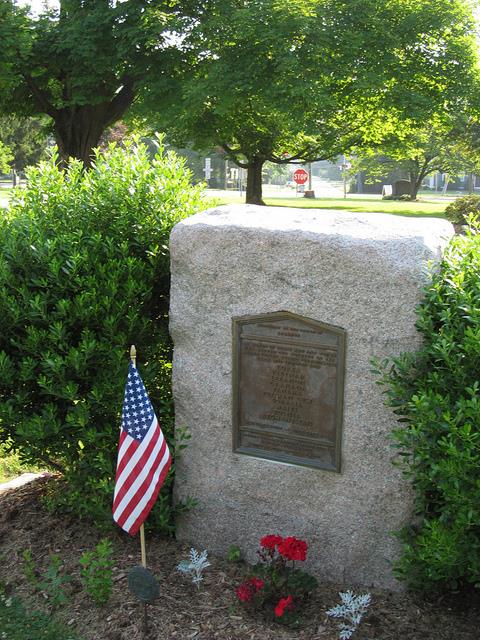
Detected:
left=112, top=417, right=159, bottom=507
left=126, top=454, right=172, bottom=535
left=121, top=445, right=171, bottom=533
left=114, top=420, right=154, bottom=481
left=113, top=427, right=163, bottom=512
left=114, top=437, right=135, bottom=479
left=115, top=439, right=169, bottom=530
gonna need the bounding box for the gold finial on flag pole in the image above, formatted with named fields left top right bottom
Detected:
left=130, top=344, right=147, bottom=568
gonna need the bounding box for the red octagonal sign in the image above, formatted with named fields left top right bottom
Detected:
left=293, top=168, right=309, bottom=185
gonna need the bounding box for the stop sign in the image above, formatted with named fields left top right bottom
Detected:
left=293, top=168, right=309, bottom=185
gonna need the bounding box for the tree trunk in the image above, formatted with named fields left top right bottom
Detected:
left=53, top=104, right=113, bottom=167
left=246, top=156, right=265, bottom=205
left=52, top=80, right=135, bottom=167
left=410, top=178, right=421, bottom=200
left=409, top=162, right=430, bottom=200
left=467, top=172, right=474, bottom=194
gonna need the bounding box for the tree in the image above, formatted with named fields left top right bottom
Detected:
left=0, top=115, right=49, bottom=174
left=351, top=107, right=480, bottom=200
left=0, top=0, right=196, bottom=166
left=147, top=0, right=479, bottom=204
left=0, top=140, right=13, bottom=174
left=351, top=123, right=467, bottom=200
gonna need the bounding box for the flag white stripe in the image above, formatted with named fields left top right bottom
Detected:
left=113, top=416, right=160, bottom=502
left=116, top=411, right=156, bottom=466
left=117, top=430, right=132, bottom=462
left=121, top=445, right=171, bottom=532
left=115, top=426, right=162, bottom=503
left=113, top=429, right=164, bottom=521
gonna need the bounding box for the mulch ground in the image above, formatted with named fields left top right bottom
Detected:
left=1, top=477, right=480, bottom=640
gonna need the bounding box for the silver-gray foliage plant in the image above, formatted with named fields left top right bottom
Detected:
left=177, top=548, right=211, bottom=588
left=326, top=590, right=371, bottom=639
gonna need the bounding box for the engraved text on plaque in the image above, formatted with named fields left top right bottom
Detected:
left=232, top=311, right=346, bottom=471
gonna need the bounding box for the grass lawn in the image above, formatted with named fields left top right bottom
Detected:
left=0, top=184, right=13, bottom=195
left=0, top=184, right=13, bottom=207
left=209, top=194, right=449, bottom=218
left=0, top=441, right=42, bottom=483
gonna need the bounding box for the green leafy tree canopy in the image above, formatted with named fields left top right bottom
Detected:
left=146, top=0, right=479, bottom=204
left=0, top=0, right=197, bottom=165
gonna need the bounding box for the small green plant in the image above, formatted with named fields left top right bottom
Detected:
left=21, top=549, right=37, bottom=585
left=227, top=544, right=242, bottom=563
left=326, top=590, right=371, bottom=639
left=445, top=194, right=480, bottom=225
left=177, top=548, right=211, bottom=589
left=235, top=534, right=317, bottom=626
left=22, top=550, right=71, bottom=609
left=79, top=538, right=114, bottom=606
left=37, top=554, right=71, bottom=609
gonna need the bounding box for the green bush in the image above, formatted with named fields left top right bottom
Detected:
left=0, top=138, right=204, bottom=531
left=374, top=224, right=480, bottom=591
left=444, top=194, right=480, bottom=225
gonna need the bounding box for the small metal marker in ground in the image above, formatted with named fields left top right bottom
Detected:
left=127, top=565, right=160, bottom=638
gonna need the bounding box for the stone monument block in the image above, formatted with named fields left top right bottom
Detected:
left=392, top=179, right=412, bottom=198
left=170, top=204, right=452, bottom=590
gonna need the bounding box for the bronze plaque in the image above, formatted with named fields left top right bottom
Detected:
left=232, top=311, right=346, bottom=471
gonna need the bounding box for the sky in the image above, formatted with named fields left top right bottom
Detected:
left=15, top=0, right=480, bottom=43
left=17, top=0, right=58, bottom=14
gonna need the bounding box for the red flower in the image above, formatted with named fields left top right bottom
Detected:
left=277, top=536, right=307, bottom=562
left=236, top=577, right=264, bottom=602
left=260, top=534, right=283, bottom=550
left=236, top=583, right=253, bottom=602
left=274, top=595, right=294, bottom=617
left=249, top=577, right=264, bottom=591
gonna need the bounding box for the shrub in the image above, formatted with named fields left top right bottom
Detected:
left=374, top=223, right=480, bottom=591
left=444, top=194, right=480, bottom=225
left=0, top=138, right=204, bottom=531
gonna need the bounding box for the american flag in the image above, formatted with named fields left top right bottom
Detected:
left=112, top=362, right=171, bottom=535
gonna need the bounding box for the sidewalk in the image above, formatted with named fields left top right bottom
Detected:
left=0, top=472, right=47, bottom=493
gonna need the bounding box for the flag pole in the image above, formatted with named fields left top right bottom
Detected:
left=130, top=344, right=147, bottom=569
